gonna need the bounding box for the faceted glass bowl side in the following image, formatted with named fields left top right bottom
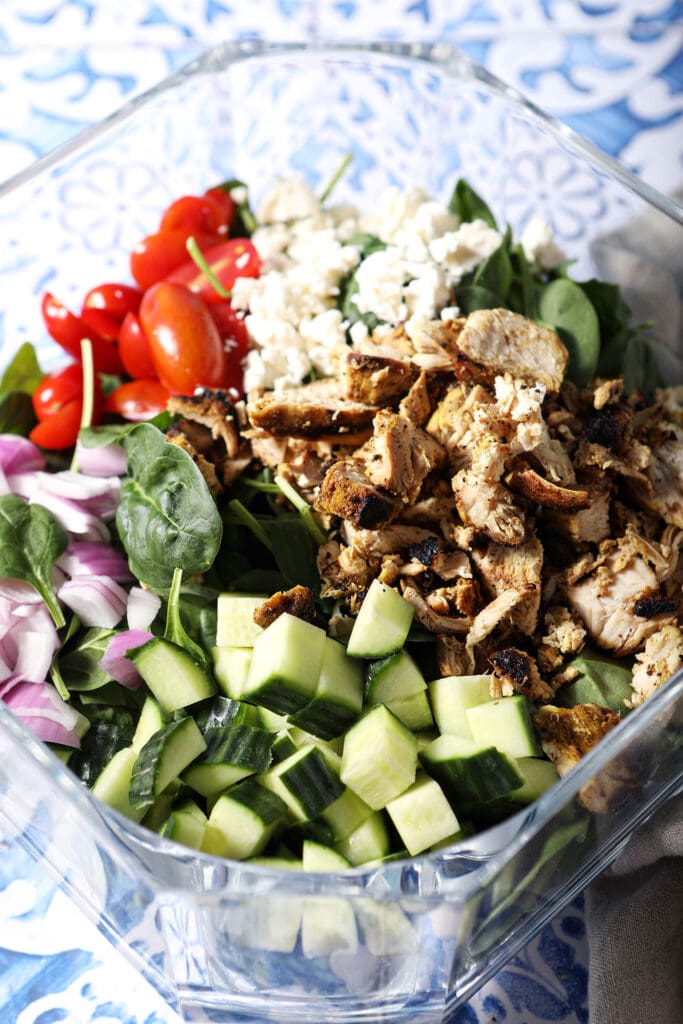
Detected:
left=0, top=42, right=682, bottom=1023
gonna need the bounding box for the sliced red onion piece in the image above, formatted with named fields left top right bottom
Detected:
left=58, top=575, right=128, bottom=628
left=0, top=579, right=46, bottom=604
left=100, top=629, right=154, bottom=688
left=3, top=680, right=82, bottom=747
left=127, top=586, right=161, bottom=631
left=28, top=492, right=111, bottom=542
left=9, top=471, right=121, bottom=524
left=75, top=440, right=127, bottom=478
left=0, top=673, right=22, bottom=699
left=13, top=629, right=61, bottom=684
left=57, top=541, right=132, bottom=582
left=0, top=435, right=45, bottom=475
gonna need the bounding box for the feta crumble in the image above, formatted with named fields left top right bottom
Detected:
left=521, top=215, right=566, bottom=272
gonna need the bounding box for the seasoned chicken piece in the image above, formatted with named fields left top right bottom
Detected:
left=592, top=378, right=623, bottom=410
left=360, top=410, right=445, bottom=504
left=253, top=585, right=317, bottom=629
left=345, top=351, right=418, bottom=406
left=565, top=531, right=679, bottom=656
left=317, top=539, right=375, bottom=599
left=465, top=589, right=532, bottom=661
left=168, top=389, right=241, bottom=458
left=401, top=584, right=472, bottom=635
left=545, top=471, right=612, bottom=544
left=166, top=424, right=223, bottom=496
left=315, top=458, right=401, bottom=528
left=626, top=625, right=683, bottom=708
left=276, top=447, right=330, bottom=500
left=247, top=378, right=378, bottom=437
left=447, top=308, right=568, bottom=393
left=533, top=703, right=619, bottom=777
left=471, top=533, right=543, bottom=636
left=452, top=467, right=527, bottom=546
left=405, top=317, right=466, bottom=372
left=435, top=635, right=471, bottom=677
left=166, top=421, right=252, bottom=492
left=426, top=382, right=493, bottom=466
left=340, top=521, right=441, bottom=560
left=425, top=578, right=482, bottom=618
left=398, top=371, right=445, bottom=426
left=641, top=430, right=683, bottom=528
left=536, top=606, right=586, bottom=674
left=505, top=467, right=590, bottom=512
left=488, top=648, right=556, bottom=701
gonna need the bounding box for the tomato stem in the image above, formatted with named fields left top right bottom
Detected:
left=70, top=338, right=95, bottom=471
left=319, top=151, right=353, bottom=205
left=186, top=236, right=231, bottom=299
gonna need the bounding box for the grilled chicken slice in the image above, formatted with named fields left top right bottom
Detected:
left=641, top=430, right=683, bottom=528
left=545, top=471, right=612, bottom=544
left=247, top=378, right=378, bottom=437
left=401, top=584, right=472, bottom=635
left=315, top=458, right=401, bottom=528
left=253, top=585, right=317, bottom=629
left=505, top=467, right=590, bottom=512
left=446, top=308, right=568, bottom=393
left=435, top=635, right=471, bottom=677
left=533, top=703, right=619, bottom=777
left=452, top=468, right=527, bottom=546
left=488, top=648, right=556, bottom=701
left=360, top=410, right=445, bottom=505
left=317, top=539, right=376, bottom=600
left=167, top=389, right=241, bottom=458
left=626, top=624, right=683, bottom=708
left=345, top=351, right=418, bottom=406
left=471, top=533, right=543, bottom=635
left=536, top=606, right=587, bottom=674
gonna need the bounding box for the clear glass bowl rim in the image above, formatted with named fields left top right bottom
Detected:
left=0, top=39, right=682, bottom=228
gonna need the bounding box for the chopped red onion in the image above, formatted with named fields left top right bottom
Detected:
left=58, top=575, right=128, bottom=628
left=0, top=579, right=46, bottom=604
left=127, top=586, right=161, bottom=631
left=29, top=491, right=111, bottom=541
left=74, top=440, right=127, bottom=478
left=0, top=435, right=45, bottom=475
left=3, top=680, right=82, bottom=747
left=100, top=629, right=154, bottom=688
left=9, top=471, right=121, bottom=528
left=0, top=602, right=59, bottom=685
left=57, top=541, right=132, bottom=582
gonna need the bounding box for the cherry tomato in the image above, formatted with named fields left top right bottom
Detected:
left=203, top=187, right=236, bottom=230
left=29, top=399, right=84, bottom=450
left=81, top=282, right=143, bottom=340
left=139, top=282, right=227, bottom=395
left=118, top=312, right=158, bottom=380
left=103, top=380, right=170, bottom=422
left=209, top=300, right=250, bottom=395
left=167, top=238, right=261, bottom=303
left=41, top=293, right=125, bottom=375
left=130, top=228, right=219, bottom=290
left=159, top=193, right=228, bottom=237
left=32, top=363, right=84, bottom=420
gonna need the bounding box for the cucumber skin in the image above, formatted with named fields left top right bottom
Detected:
left=129, top=717, right=206, bottom=810
left=419, top=742, right=524, bottom=806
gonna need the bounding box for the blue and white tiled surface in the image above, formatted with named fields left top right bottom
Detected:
left=0, top=3, right=681, bottom=1023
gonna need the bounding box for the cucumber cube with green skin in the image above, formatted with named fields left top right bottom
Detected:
left=161, top=800, right=207, bottom=850
left=385, top=688, right=434, bottom=731
left=346, top=578, right=415, bottom=658
left=129, top=637, right=216, bottom=712
left=335, top=810, right=391, bottom=865
left=259, top=744, right=344, bottom=822
left=365, top=649, right=427, bottom=704
left=183, top=722, right=273, bottom=797
left=243, top=612, right=327, bottom=715
left=202, top=779, right=288, bottom=860
left=419, top=733, right=524, bottom=805
left=386, top=774, right=460, bottom=856
left=92, top=746, right=145, bottom=823
left=211, top=646, right=252, bottom=699
left=428, top=674, right=492, bottom=739
left=302, top=841, right=357, bottom=957
left=215, top=593, right=267, bottom=648
left=509, top=757, right=560, bottom=803
left=466, top=694, right=542, bottom=758
left=340, top=704, right=418, bottom=809
left=290, top=637, right=364, bottom=739
left=131, top=696, right=168, bottom=752
left=320, top=787, right=373, bottom=842
left=130, top=717, right=207, bottom=811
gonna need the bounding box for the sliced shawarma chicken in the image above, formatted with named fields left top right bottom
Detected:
left=488, top=648, right=556, bottom=702
left=345, top=351, right=418, bottom=406
left=253, top=585, right=317, bottom=629
left=626, top=624, right=683, bottom=708
left=401, top=584, right=472, bottom=635
left=536, top=606, right=587, bottom=674
left=398, top=371, right=445, bottom=426
left=317, top=539, right=376, bottom=600
left=315, top=458, right=401, bottom=528
left=465, top=588, right=534, bottom=663
left=247, top=378, right=378, bottom=437
left=436, top=635, right=471, bottom=677
left=533, top=703, right=620, bottom=777
left=565, top=530, right=679, bottom=656
left=439, top=308, right=568, bottom=393
left=340, top=521, right=443, bottom=561
left=545, top=471, right=612, bottom=544
left=167, top=389, right=242, bottom=458
left=359, top=410, right=446, bottom=504
left=470, top=533, right=543, bottom=636
left=452, top=467, right=527, bottom=546
left=505, top=467, right=590, bottom=512
left=640, top=429, right=683, bottom=528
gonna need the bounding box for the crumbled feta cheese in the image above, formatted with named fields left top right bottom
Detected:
left=403, top=262, right=451, bottom=320
left=300, top=309, right=349, bottom=378
left=257, top=177, right=320, bottom=223
left=521, top=215, right=566, bottom=271
left=429, top=219, right=503, bottom=284
left=440, top=305, right=461, bottom=320
left=349, top=321, right=369, bottom=347
left=354, top=247, right=410, bottom=323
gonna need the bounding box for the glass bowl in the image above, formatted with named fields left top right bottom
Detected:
left=0, top=41, right=682, bottom=1024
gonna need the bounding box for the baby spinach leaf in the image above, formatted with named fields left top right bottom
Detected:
left=57, top=627, right=115, bottom=691
left=473, top=238, right=512, bottom=300
left=507, top=243, right=539, bottom=320
left=0, top=495, right=68, bottom=626
left=116, top=422, right=223, bottom=591
left=538, top=278, right=600, bottom=388
left=622, top=333, right=663, bottom=394
left=0, top=342, right=43, bottom=395
left=0, top=392, right=37, bottom=436
left=457, top=284, right=504, bottom=315
left=164, top=567, right=208, bottom=667
left=448, top=178, right=497, bottom=228
left=78, top=412, right=173, bottom=449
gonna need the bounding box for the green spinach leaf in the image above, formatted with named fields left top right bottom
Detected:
left=448, top=178, right=497, bottom=228
left=538, top=278, right=601, bottom=388
left=473, top=236, right=512, bottom=299
left=116, top=422, right=223, bottom=591
left=0, top=495, right=68, bottom=626
left=0, top=342, right=43, bottom=394
left=164, top=567, right=208, bottom=666
left=78, top=412, right=173, bottom=449
left=217, top=178, right=256, bottom=237
left=57, top=626, right=115, bottom=691
left=622, top=333, right=663, bottom=394
left=457, top=283, right=504, bottom=314
left=0, top=392, right=37, bottom=435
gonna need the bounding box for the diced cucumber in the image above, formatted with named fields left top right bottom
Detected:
left=385, top=689, right=434, bottom=731
left=428, top=674, right=492, bottom=739
left=509, top=757, right=560, bottom=803
left=320, top=787, right=373, bottom=842
left=183, top=723, right=273, bottom=798
left=355, top=899, right=415, bottom=956
left=346, top=578, right=415, bottom=658
left=142, top=779, right=182, bottom=830
left=365, top=649, right=426, bottom=704
left=290, top=637, right=363, bottom=739
left=92, top=746, right=145, bottom=823
left=212, top=645, right=252, bottom=699
left=202, top=779, right=288, bottom=859
left=131, top=696, right=167, bottom=752
left=466, top=695, right=542, bottom=758
left=555, top=648, right=633, bottom=714
left=335, top=810, right=391, bottom=866
left=129, top=637, right=216, bottom=712
left=184, top=762, right=254, bottom=797
left=259, top=744, right=344, bottom=822
left=271, top=730, right=299, bottom=763
left=193, top=694, right=251, bottom=733
left=386, top=774, right=460, bottom=856
left=129, top=717, right=207, bottom=811
left=254, top=706, right=290, bottom=732
left=239, top=861, right=303, bottom=952
left=288, top=726, right=344, bottom=758
left=215, top=593, right=266, bottom=648
left=243, top=612, right=326, bottom=715
left=340, top=704, right=418, bottom=809
left=302, top=841, right=358, bottom=957
left=419, top=734, right=524, bottom=805
left=161, top=799, right=207, bottom=850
